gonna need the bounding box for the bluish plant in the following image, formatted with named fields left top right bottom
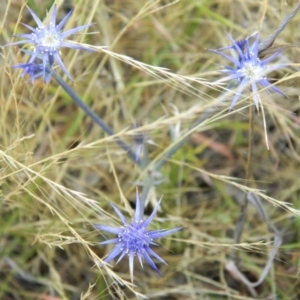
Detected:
left=95, top=190, right=181, bottom=280
left=7, top=5, right=92, bottom=81
left=210, top=33, right=285, bottom=110
left=11, top=61, right=51, bottom=83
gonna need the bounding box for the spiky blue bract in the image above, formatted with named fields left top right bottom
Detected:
left=8, top=5, right=93, bottom=81
left=210, top=33, right=285, bottom=110
left=11, top=61, right=51, bottom=84
left=95, top=191, right=181, bottom=280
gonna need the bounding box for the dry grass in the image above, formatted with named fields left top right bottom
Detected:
left=1, top=0, right=300, bottom=299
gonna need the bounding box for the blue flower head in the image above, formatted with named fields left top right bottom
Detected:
left=7, top=5, right=93, bottom=81
left=95, top=191, right=181, bottom=280
left=210, top=33, right=285, bottom=110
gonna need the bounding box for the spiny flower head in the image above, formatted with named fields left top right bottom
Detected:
left=210, top=33, right=285, bottom=110
left=8, top=5, right=93, bottom=81
left=95, top=191, right=181, bottom=280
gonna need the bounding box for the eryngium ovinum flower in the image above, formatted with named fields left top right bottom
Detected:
left=8, top=5, right=92, bottom=81
left=95, top=191, right=181, bottom=280
left=210, top=33, right=285, bottom=110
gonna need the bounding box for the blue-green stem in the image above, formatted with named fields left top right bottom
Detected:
left=52, top=70, right=152, bottom=218
left=52, top=72, right=140, bottom=166
left=53, top=70, right=216, bottom=218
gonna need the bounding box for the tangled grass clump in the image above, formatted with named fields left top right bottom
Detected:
left=1, top=1, right=300, bottom=299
